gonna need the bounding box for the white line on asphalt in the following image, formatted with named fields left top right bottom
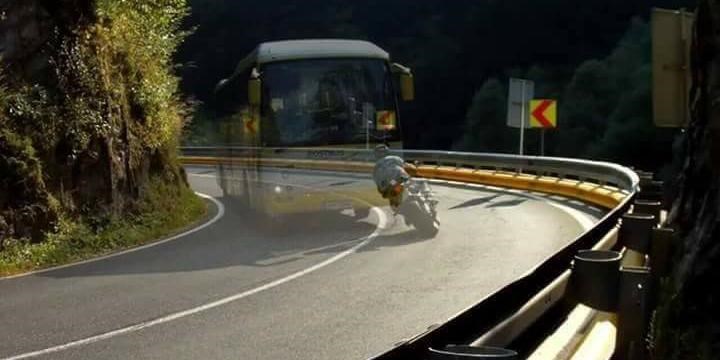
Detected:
left=543, top=200, right=595, bottom=231
left=428, top=179, right=596, bottom=231
left=2, top=207, right=387, bottom=360
left=255, top=238, right=364, bottom=266
left=0, top=193, right=225, bottom=281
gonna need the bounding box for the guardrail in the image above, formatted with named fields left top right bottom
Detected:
left=179, top=146, right=641, bottom=359
left=180, top=147, right=637, bottom=190
left=180, top=146, right=636, bottom=207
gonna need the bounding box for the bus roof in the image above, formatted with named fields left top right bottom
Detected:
left=220, top=39, right=390, bottom=91
left=254, top=39, right=390, bottom=64
left=236, top=39, right=390, bottom=72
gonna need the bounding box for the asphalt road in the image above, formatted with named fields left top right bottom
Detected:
left=0, top=166, right=604, bottom=360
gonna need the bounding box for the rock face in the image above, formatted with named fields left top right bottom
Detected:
left=0, top=0, right=93, bottom=77
left=0, top=0, right=186, bottom=245
left=0, top=1, right=51, bottom=75
left=655, top=0, right=720, bottom=358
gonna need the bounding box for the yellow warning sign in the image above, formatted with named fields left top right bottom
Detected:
left=376, top=110, right=396, bottom=131
left=529, top=99, right=557, bottom=128
left=243, top=112, right=259, bottom=135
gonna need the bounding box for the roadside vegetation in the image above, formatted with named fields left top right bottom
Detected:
left=0, top=178, right=205, bottom=276
left=455, top=19, right=678, bottom=174
left=0, top=0, right=206, bottom=275
left=177, top=0, right=692, bottom=172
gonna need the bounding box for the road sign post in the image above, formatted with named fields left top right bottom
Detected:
left=507, top=78, right=535, bottom=155
left=520, top=80, right=526, bottom=155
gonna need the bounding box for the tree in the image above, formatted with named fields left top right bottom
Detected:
left=177, top=0, right=696, bottom=149
left=454, top=79, right=515, bottom=153
left=554, top=19, right=677, bottom=170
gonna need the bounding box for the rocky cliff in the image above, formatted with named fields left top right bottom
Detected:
left=654, top=0, right=720, bottom=358
left=0, top=0, right=188, bottom=245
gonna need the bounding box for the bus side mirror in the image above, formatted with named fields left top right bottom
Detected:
left=248, top=78, right=261, bottom=107
left=392, top=63, right=415, bottom=102
left=400, top=73, right=414, bottom=101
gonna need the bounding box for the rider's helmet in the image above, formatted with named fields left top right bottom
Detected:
left=373, top=144, right=390, bottom=160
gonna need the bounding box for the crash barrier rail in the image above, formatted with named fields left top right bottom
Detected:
left=180, top=146, right=635, bottom=209
left=179, top=146, right=643, bottom=359
left=526, top=183, right=670, bottom=360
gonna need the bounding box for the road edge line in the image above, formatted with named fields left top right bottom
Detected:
left=1, top=207, right=386, bottom=360
left=0, top=193, right=224, bottom=281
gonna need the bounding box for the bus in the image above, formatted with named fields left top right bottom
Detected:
left=213, top=39, right=414, bottom=219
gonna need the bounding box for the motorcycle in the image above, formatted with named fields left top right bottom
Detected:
left=388, top=177, right=440, bottom=236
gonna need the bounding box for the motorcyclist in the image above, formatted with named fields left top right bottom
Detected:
left=372, top=144, right=417, bottom=209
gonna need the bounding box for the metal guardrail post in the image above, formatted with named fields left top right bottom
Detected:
left=649, top=227, right=674, bottom=279
left=633, top=200, right=662, bottom=225
left=614, top=200, right=656, bottom=360
left=620, top=213, right=656, bottom=253
left=638, top=172, right=654, bottom=185
left=571, top=250, right=623, bottom=311
left=638, top=180, right=664, bottom=204
left=564, top=208, right=655, bottom=360
left=648, top=227, right=675, bottom=312
left=616, top=266, right=651, bottom=360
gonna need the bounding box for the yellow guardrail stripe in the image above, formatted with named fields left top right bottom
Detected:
left=527, top=305, right=597, bottom=360
left=416, top=167, right=624, bottom=209
left=568, top=313, right=618, bottom=360
left=179, top=156, right=627, bottom=210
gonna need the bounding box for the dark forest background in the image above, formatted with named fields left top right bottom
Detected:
left=176, top=0, right=695, bottom=172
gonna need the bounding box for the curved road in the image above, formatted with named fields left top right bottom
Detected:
left=0, top=166, right=604, bottom=360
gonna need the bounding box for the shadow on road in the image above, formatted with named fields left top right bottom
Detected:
left=449, top=194, right=501, bottom=210
left=37, top=181, right=604, bottom=279
left=40, top=197, right=382, bottom=279
left=486, top=198, right=526, bottom=208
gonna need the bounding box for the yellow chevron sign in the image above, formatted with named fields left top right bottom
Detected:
left=376, top=110, right=396, bottom=130
left=529, top=99, right=557, bottom=128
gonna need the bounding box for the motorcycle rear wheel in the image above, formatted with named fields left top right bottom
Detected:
left=402, top=201, right=439, bottom=237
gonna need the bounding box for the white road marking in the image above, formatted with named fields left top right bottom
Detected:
left=255, top=238, right=364, bottom=266
left=428, top=179, right=597, bottom=231
left=543, top=200, right=595, bottom=231
left=0, top=193, right=225, bottom=281
left=2, top=207, right=387, bottom=360
left=4, top=169, right=595, bottom=359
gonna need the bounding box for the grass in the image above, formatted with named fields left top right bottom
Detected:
left=0, top=178, right=207, bottom=276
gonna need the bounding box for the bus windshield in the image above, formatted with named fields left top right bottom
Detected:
left=260, top=58, right=399, bottom=147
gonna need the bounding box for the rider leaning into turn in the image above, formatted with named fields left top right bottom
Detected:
left=372, top=144, right=418, bottom=209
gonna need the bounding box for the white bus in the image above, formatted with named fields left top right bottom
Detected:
left=213, top=39, right=414, bottom=218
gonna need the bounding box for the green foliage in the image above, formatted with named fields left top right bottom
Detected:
left=456, top=18, right=678, bottom=170
left=0, top=70, right=60, bottom=246
left=0, top=176, right=206, bottom=276
left=182, top=107, right=222, bottom=146
left=94, top=0, right=190, bottom=150
left=45, top=0, right=190, bottom=161
left=1, top=0, right=197, bottom=261
left=176, top=0, right=695, bottom=149
left=455, top=79, right=515, bottom=153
